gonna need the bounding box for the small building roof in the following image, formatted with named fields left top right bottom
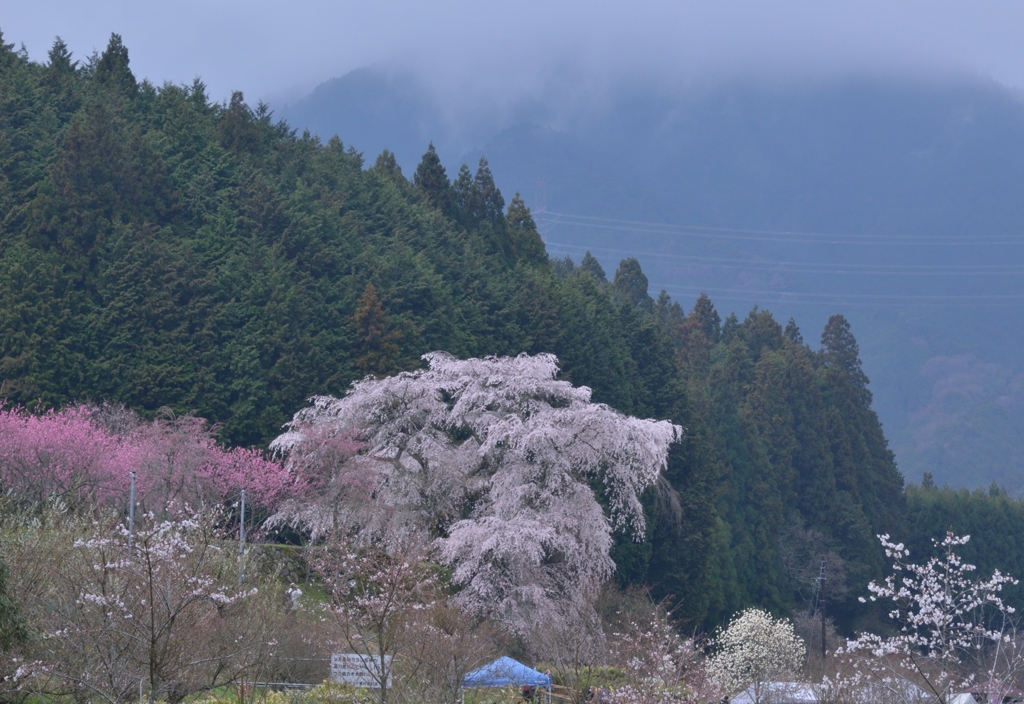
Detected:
left=731, top=682, right=819, bottom=704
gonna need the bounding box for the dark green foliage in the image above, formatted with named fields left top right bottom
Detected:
left=611, top=257, right=653, bottom=313
left=906, top=482, right=1024, bottom=606
left=657, top=294, right=905, bottom=630
left=505, top=192, right=546, bottom=263
left=0, top=35, right=919, bottom=632
left=413, top=142, right=452, bottom=213
left=352, top=283, right=401, bottom=376
left=472, top=156, right=504, bottom=222
left=93, top=34, right=136, bottom=94
left=371, top=149, right=404, bottom=181
left=579, top=251, right=606, bottom=282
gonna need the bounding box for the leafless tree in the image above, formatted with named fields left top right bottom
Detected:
left=0, top=506, right=281, bottom=703
left=310, top=535, right=436, bottom=704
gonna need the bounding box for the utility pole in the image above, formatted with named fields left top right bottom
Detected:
left=128, top=471, right=136, bottom=555
left=238, top=489, right=246, bottom=585
left=816, top=559, right=827, bottom=661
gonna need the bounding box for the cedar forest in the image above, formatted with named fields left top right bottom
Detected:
left=3, top=31, right=1024, bottom=699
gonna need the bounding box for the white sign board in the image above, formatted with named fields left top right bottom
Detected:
left=330, top=653, right=392, bottom=688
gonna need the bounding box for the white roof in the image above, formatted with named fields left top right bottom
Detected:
left=730, top=679, right=934, bottom=704
left=731, top=682, right=819, bottom=704
left=949, top=694, right=980, bottom=704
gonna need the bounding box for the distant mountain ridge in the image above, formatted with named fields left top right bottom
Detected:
left=280, top=69, right=1024, bottom=492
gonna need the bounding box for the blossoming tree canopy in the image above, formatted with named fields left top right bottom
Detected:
left=837, top=532, right=1021, bottom=704
left=272, top=352, right=683, bottom=630
left=0, top=406, right=289, bottom=512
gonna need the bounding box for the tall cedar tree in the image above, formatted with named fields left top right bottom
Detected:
left=352, top=284, right=401, bottom=376
left=413, top=143, right=452, bottom=213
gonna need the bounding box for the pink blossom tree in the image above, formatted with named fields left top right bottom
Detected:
left=0, top=406, right=289, bottom=515
left=0, top=406, right=126, bottom=509
left=124, top=414, right=291, bottom=514
left=273, top=352, right=682, bottom=633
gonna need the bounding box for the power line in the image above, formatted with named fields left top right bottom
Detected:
left=540, top=210, right=1024, bottom=246
left=648, top=282, right=1024, bottom=306
left=545, top=241, right=1024, bottom=276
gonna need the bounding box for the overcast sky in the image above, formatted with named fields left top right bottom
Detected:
left=3, top=1, right=1024, bottom=106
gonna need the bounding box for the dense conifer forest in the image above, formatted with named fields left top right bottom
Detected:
left=2, top=31, right=1023, bottom=635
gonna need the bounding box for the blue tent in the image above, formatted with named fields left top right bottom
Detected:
left=462, top=656, right=552, bottom=689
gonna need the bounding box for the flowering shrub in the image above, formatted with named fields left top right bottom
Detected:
left=5, top=507, right=275, bottom=703
left=606, top=618, right=705, bottom=704
left=310, top=536, right=437, bottom=704
left=709, top=608, right=805, bottom=702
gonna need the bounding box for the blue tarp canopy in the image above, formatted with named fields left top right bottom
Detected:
left=462, top=657, right=552, bottom=689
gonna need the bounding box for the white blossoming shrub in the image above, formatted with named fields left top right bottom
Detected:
left=1, top=507, right=275, bottom=703
left=832, top=532, right=1020, bottom=704
left=709, top=608, right=805, bottom=703
left=606, top=606, right=717, bottom=704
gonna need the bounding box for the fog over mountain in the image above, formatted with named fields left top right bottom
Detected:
left=7, top=1, right=1024, bottom=103
left=281, top=69, right=1024, bottom=493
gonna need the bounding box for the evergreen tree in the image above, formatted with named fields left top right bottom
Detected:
left=505, top=192, right=536, bottom=232
left=45, top=37, right=81, bottom=119
left=505, top=192, right=546, bottom=263
left=352, top=284, right=401, bottom=377
left=690, top=292, right=721, bottom=345
left=452, top=163, right=475, bottom=222
left=0, top=28, right=17, bottom=70
left=473, top=156, right=504, bottom=222
left=371, top=149, right=404, bottom=181
left=611, top=257, right=653, bottom=312
left=821, top=314, right=870, bottom=402
left=580, top=251, right=607, bottom=282
left=46, top=37, right=76, bottom=75
left=217, top=91, right=261, bottom=153
left=783, top=318, right=802, bottom=344
left=413, top=142, right=452, bottom=212
left=92, top=33, right=136, bottom=96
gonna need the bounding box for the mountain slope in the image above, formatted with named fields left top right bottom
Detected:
left=280, top=67, right=1024, bottom=492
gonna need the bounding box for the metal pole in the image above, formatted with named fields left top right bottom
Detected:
left=128, top=472, right=136, bottom=555
left=818, top=560, right=827, bottom=661
left=238, top=489, right=246, bottom=585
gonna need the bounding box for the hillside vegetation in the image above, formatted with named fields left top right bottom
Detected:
left=2, top=31, right=1021, bottom=633
left=284, top=67, right=1024, bottom=494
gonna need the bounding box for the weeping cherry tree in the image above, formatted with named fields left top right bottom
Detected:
left=271, top=352, right=682, bottom=633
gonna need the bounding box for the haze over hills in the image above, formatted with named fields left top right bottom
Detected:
left=281, top=69, right=1024, bottom=493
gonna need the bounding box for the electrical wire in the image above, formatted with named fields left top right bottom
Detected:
left=539, top=210, right=1024, bottom=246
left=544, top=241, right=1024, bottom=276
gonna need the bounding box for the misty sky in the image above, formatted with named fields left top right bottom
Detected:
left=3, top=1, right=1024, bottom=106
